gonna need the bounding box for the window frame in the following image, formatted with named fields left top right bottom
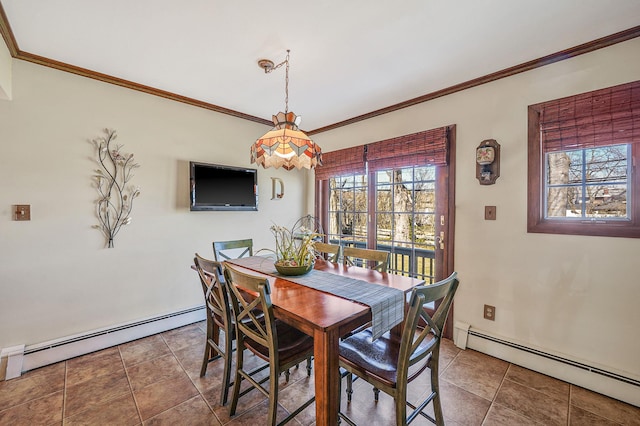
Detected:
left=527, top=103, right=640, bottom=238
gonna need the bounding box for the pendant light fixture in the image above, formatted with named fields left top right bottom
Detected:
left=250, top=50, right=322, bottom=170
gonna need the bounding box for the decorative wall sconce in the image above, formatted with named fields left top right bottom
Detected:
left=271, top=177, right=285, bottom=200
left=476, top=139, right=500, bottom=185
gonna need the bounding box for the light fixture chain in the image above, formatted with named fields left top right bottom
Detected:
left=284, top=50, right=289, bottom=113
left=263, top=50, right=291, bottom=114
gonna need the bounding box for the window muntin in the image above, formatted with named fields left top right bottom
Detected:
left=544, top=144, right=630, bottom=220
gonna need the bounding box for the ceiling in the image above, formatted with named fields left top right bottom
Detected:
left=2, top=0, right=640, bottom=132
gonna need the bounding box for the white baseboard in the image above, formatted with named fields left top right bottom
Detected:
left=455, top=326, right=640, bottom=408
left=2, top=306, right=205, bottom=379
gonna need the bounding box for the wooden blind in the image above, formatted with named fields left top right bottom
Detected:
left=538, top=80, right=640, bottom=152
left=366, top=127, right=449, bottom=171
left=314, top=145, right=366, bottom=180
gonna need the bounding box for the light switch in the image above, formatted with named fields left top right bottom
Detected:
left=14, top=205, right=31, bottom=221
left=484, top=206, right=496, bottom=220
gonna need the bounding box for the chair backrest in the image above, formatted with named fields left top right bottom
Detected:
left=399, top=272, right=459, bottom=382
left=223, top=263, right=278, bottom=359
left=194, top=253, right=232, bottom=331
left=343, top=246, right=390, bottom=272
left=313, top=242, right=342, bottom=263
left=213, top=239, right=253, bottom=261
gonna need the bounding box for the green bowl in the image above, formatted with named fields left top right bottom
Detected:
left=274, top=261, right=314, bottom=276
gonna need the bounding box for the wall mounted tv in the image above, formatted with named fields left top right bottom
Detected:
left=189, top=162, right=258, bottom=211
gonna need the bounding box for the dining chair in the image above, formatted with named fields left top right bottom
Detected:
left=223, top=263, right=315, bottom=426
left=193, top=253, right=235, bottom=406
left=342, top=246, right=389, bottom=272
left=339, top=272, right=459, bottom=426
left=313, top=241, right=342, bottom=263
left=213, top=239, right=253, bottom=262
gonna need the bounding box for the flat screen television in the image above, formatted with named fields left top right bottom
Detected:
left=189, top=162, right=258, bottom=211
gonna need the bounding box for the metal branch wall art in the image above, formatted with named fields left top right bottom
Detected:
left=90, top=129, right=140, bottom=248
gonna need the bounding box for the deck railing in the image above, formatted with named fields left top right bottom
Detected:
left=329, top=239, right=436, bottom=284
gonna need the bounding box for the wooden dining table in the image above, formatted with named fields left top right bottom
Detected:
left=224, top=256, right=425, bottom=426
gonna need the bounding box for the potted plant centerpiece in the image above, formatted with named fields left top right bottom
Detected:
left=268, top=217, right=321, bottom=276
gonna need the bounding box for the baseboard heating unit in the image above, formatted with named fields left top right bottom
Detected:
left=2, top=305, right=205, bottom=380
left=454, top=323, right=640, bottom=408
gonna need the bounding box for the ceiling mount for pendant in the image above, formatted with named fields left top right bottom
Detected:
left=257, top=59, right=275, bottom=73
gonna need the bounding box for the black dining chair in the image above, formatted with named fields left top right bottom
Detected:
left=213, top=239, right=253, bottom=262
left=339, top=272, right=459, bottom=426
left=223, top=262, right=315, bottom=426
left=193, top=253, right=235, bottom=406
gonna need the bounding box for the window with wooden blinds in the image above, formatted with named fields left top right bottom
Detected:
left=314, top=145, right=366, bottom=181
left=366, top=127, right=449, bottom=171
left=528, top=79, right=640, bottom=239
left=535, top=80, right=640, bottom=153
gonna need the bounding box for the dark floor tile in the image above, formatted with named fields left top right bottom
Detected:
left=439, top=379, right=491, bottom=425
left=494, top=378, right=567, bottom=426
left=144, top=395, right=220, bottom=425
left=64, top=368, right=131, bottom=418
left=438, top=338, right=461, bottom=371
left=126, top=353, right=186, bottom=391
left=0, top=362, right=65, bottom=411
left=440, top=348, right=509, bottom=400
left=0, top=390, right=63, bottom=425
left=66, top=346, right=124, bottom=387
left=569, top=405, right=622, bottom=426
left=505, top=364, right=570, bottom=403
left=483, top=403, right=540, bottom=426
left=119, top=334, right=172, bottom=368
left=64, top=392, right=140, bottom=425
left=571, top=385, right=640, bottom=425
left=161, top=324, right=206, bottom=352
left=277, top=374, right=316, bottom=426
left=133, top=373, right=199, bottom=421
left=225, top=399, right=297, bottom=426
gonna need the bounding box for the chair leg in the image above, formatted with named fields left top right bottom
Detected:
left=268, top=365, right=279, bottom=426
left=200, top=341, right=211, bottom=377
left=395, top=393, right=408, bottom=426
left=220, top=330, right=233, bottom=406
left=373, top=387, right=380, bottom=402
left=229, top=337, right=244, bottom=416
left=306, top=357, right=312, bottom=377
left=430, top=357, right=444, bottom=426
left=346, top=373, right=353, bottom=402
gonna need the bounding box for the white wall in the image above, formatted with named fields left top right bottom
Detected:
left=0, top=60, right=310, bottom=348
left=313, top=38, right=640, bottom=390
left=0, top=35, right=11, bottom=100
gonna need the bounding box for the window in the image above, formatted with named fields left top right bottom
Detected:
left=528, top=80, right=640, bottom=238
left=375, top=166, right=437, bottom=282
left=327, top=173, right=368, bottom=247
left=316, top=126, right=454, bottom=283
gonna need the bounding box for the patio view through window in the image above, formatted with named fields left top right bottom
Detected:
left=327, top=166, right=437, bottom=283
left=546, top=144, right=630, bottom=220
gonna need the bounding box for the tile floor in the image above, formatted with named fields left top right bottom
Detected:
left=1, top=322, right=639, bottom=425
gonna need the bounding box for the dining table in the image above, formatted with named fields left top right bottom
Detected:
left=223, top=256, right=425, bottom=426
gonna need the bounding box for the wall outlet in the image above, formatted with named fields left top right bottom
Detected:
left=484, top=304, right=496, bottom=321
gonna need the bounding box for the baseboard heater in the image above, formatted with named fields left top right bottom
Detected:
left=15, top=305, right=205, bottom=376
left=468, top=329, right=640, bottom=388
